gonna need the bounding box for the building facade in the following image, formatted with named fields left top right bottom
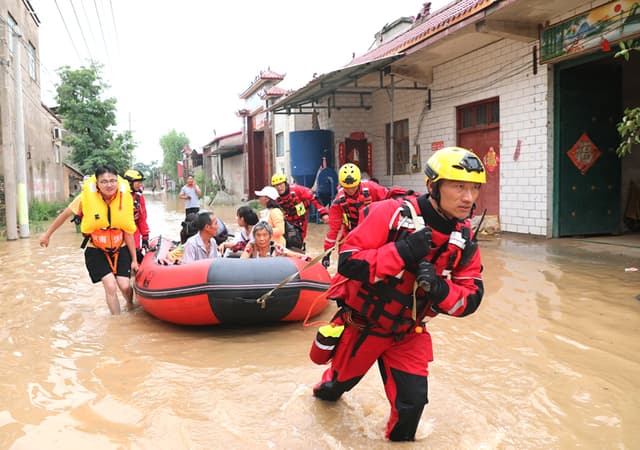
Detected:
left=1, top=0, right=73, bottom=231
left=272, top=0, right=640, bottom=237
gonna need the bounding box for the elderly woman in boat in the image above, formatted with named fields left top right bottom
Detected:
left=241, top=221, right=310, bottom=261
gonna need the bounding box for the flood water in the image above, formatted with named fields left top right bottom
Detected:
left=1, top=192, right=639, bottom=449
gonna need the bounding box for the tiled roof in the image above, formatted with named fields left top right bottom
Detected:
left=260, top=86, right=288, bottom=99
left=259, top=70, right=285, bottom=80
left=239, top=69, right=286, bottom=99
left=350, top=0, right=496, bottom=65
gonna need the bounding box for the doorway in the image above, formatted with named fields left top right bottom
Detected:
left=555, top=57, right=622, bottom=236
left=457, top=98, right=500, bottom=216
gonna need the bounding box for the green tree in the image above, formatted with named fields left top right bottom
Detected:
left=133, top=160, right=161, bottom=189
left=55, top=65, right=134, bottom=173
left=160, top=129, right=189, bottom=181
left=615, top=39, right=640, bottom=157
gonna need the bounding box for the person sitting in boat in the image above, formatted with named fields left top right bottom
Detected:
left=241, top=221, right=311, bottom=261
left=218, top=205, right=259, bottom=257
left=157, top=213, right=199, bottom=265
left=161, top=211, right=219, bottom=265
left=254, top=186, right=286, bottom=247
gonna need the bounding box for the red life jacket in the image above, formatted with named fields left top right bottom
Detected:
left=276, top=189, right=307, bottom=230
left=329, top=196, right=477, bottom=336
left=335, top=185, right=371, bottom=231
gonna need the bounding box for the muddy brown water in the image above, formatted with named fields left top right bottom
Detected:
left=1, top=193, right=639, bottom=449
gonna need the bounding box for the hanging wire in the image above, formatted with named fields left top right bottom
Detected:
left=93, top=0, right=112, bottom=67
left=53, top=0, right=82, bottom=64
left=68, top=0, right=93, bottom=62
left=108, top=0, right=121, bottom=54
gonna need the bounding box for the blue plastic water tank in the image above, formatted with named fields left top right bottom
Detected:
left=289, top=130, right=334, bottom=188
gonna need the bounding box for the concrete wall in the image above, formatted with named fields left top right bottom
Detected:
left=222, top=154, right=245, bottom=200
left=1, top=0, right=70, bottom=212
left=363, top=39, right=551, bottom=235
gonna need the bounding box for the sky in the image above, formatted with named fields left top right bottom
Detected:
left=31, top=1, right=449, bottom=165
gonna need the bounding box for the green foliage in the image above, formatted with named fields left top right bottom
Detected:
left=160, top=130, right=189, bottom=181
left=617, top=107, right=640, bottom=157
left=195, top=171, right=215, bottom=197
left=55, top=64, right=133, bottom=173
left=614, top=39, right=640, bottom=158
left=29, top=200, right=68, bottom=222
left=615, top=39, right=639, bottom=61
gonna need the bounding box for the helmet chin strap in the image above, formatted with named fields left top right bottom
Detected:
left=427, top=181, right=452, bottom=220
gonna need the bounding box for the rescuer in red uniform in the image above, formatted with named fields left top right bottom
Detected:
left=310, top=147, right=486, bottom=441
left=322, top=163, right=388, bottom=267
left=123, top=169, right=150, bottom=263
left=271, top=173, right=329, bottom=249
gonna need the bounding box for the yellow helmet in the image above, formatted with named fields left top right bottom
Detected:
left=271, top=173, right=287, bottom=186
left=339, top=163, right=361, bottom=188
left=424, top=147, right=486, bottom=184
left=123, top=169, right=145, bottom=182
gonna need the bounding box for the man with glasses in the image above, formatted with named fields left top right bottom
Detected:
left=311, top=147, right=487, bottom=441
left=40, top=165, right=138, bottom=315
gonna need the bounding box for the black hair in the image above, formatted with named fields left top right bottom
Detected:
left=237, top=205, right=259, bottom=226
left=195, top=211, right=214, bottom=231
left=266, top=198, right=279, bottom=209
left=180, top=213, right=199, bottom=244
left=95, top=165, right=118, bottom=177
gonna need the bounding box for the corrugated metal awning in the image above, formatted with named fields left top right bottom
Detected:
left=270, top=54, right=404, bottom=114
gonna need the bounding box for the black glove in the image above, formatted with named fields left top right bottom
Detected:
left=416, top=261, right=448, bottom=303
left=394, top=227, right=432, bottom=266
left=322, top=252, right=331, bottom=268
left=141, top=239, right=149, bottom=250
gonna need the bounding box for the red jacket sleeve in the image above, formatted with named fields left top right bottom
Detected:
left=324, top=197, right=345, bottom=250
left=300, top=185, right=328, bottom=217
left=337, top=199, right=408, bottom=284
left=368, top=180, right=389, bottom=202
left=429, top=242, right=483, bottom=318
left=136, top=194, right=150, bottom=240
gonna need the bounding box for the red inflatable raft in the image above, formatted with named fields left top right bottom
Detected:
left=134, top=238, right=331, bottom=325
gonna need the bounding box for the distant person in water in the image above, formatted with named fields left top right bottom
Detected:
left=179, top=175, right=201, bottom=219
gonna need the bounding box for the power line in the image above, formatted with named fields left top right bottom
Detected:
left=68, top=0, right=93, bottom=62
left=93, top=0, right=112, bottom=67
left=53, top=0, right=82, bottom=64
left=108, top=0, right=120, bottom=53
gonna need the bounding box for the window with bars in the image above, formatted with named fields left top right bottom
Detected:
left=458, top=98, right=499, bottom=131
left=385, top=119, right=410, bottom=175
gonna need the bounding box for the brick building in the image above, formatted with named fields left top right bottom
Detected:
left=272, top=0, right=640, bottom=237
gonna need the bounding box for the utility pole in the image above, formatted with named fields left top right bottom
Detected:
left=14, top=26, right=29, bottom=238
left=1, top=28, right=17, bottom=240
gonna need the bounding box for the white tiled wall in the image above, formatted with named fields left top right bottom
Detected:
left=367, top=39, right=552, bottom=236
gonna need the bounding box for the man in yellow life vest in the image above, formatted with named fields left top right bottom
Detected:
left=40, top=165, right=139, bottom=315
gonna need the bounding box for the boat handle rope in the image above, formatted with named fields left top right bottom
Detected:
left=256, top=235, right=347, bottom=309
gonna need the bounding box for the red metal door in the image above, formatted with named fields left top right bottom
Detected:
left=249, top=131, right=265, bottom=196
left=457, top=99, right=500, bottom=216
